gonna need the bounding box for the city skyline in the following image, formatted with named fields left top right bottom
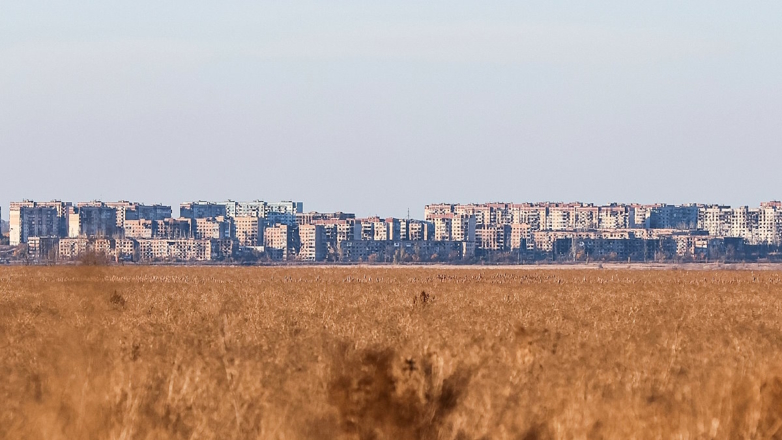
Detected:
left=5, top=198, right=782, bottom=264
left=4, top=196, right=782, bottom=222
left=4, top=2, right=782, bottom=220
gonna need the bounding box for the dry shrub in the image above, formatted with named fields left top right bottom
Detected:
left=327, top=344, right=471, bottom=440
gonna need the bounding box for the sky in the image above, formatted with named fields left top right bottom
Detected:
left=2, top=1, right=782, bottom=219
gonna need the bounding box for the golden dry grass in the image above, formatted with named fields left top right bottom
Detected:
left=1, top=266, right=782, bottom=439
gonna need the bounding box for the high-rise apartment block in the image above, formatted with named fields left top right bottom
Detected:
left=180, top=201, right=227, bottom=219
left=106, top=201, right=171, bottom=229
left=233, top=216, right=264, bottom=247
left=298, top=224, right=326, bottom=261
left=68, top=202, right=118, bottom=238
left=264, top=224, right=293, bottom=260
left=9, top=200, right=71, bottom=245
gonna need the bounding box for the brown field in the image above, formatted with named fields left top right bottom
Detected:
left=1, top=267, right=782, bottom=440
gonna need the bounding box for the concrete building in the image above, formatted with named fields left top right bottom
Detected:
left=424, top=204, right=455, bottom=220
left=475, top=225, right=510, bottom=251
left=58, top=238, right=90, bottom=259
left=123, top=219, right=156, bottom=239
left=432, top=215, right=453, bottom=241
left=264, top=224, right=293, bottom=261
left=9, top=200, right=71, bottom=245
left=10, top=205, right=60, bottom=246
left=758, top=203, right=782, bottom=245
left=266, top=201, right=303, bottom=226
left=451, top=214, right=476, bottom=242
left=193, top=216, right=232, bottom=240
left=136, top=239, right=221, bottom=261
left=338, top=239, right=462, bottom=263
left=116, top=238, right=139, bottom=260
left=155, top=218, right=192, bottom=239
left=180, top=202, right=227, bottom=219
left=699, top=205, right=732, bottom=237
left=509, top=223, right=532, bottom=250
left=648, top=205, right=699, bottom=229
left=298, top=224, right=326, bottom=261
left=407, top=220, right=433, bottom=241
left=296, top=211, right=354, bottom=225
left=510, top=204, right=544, bottom=231
left=106, top=201, right=171, bottom=229
left=233, top=216, right=264, bottom=247
left=68, top=203, right=118, bottom=238
left=309, top=218, right=362, bottom=257
left=27, top=236, right=60, bottom=260
left=598, top=205, right=630, bottom=229
left=222, top=200, right=266, bottom=218
left=369, top=218, right=401, bottom=241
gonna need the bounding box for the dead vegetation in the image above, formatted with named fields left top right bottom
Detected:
left=1, top=267, right=782, bottom=439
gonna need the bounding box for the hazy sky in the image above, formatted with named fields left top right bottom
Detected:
left=2, top=1, right=782, bottom=219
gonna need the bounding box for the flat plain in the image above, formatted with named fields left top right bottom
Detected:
left=1, top=266, right=781, bottom=440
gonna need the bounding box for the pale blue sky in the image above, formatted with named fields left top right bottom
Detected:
left=2, top=1, right=781, bottom=218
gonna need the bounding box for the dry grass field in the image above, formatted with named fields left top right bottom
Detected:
left=1, top=266, right=782, bottom=440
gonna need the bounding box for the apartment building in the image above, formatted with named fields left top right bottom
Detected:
left=598, top=205, right=630, bottom=229
left=27, top=236, right=60, bottom=260
left=336, top=219, right=362, bottom=243
left=758, top=204, right=782, bottom=245
left=431, top=214, right=453, bottom=241
left=730, top=206, right=759, bottom=243
left=370, top=218, right=401, bottom=241
left=338, top=239, right=462, bottom=262
left=223, top=200, right=266, bottom=218
left=193, top=216, right=232, bottom=240
left=9, top=200, right=71, bottom=245
left=180, top=201, right=227, bottom=219
left=264, top=224, right=293, bottom=261
left=510, top=204, right=544, bottom=230
left=123, top=219, right=156, bottom=239
left=233, top=216, right=264, bottom=247
left=699, top=206, right=732, bottom=237
left=155, top=218, right=192, bottom=239
left=10, top=204, right=60, bottom=246
left=406, top=220, right=432, bottom=241
left=424, top=204, right=454, bottom=220
left=105, top=201, right=171, bottom=229
left=58, top=238, right=90, bottom=259
left=451, top=214, right=476, bottom=242
left=116, top=238, right=139, bottom=260
left=125, top=218, right=193, bottom=240
left=220, top=200, right=304, bottom=226
left=296, top=211, right=354, bottom=225
left=266, top=201, right=303, bottom=226
left=648, top=204, right=699, bottom=229
left=475, top=225, right=510, bottom=251
left=359, top=218, right=379, bottom=241
left=298, top=224, right=326, bottom=261
left=68, top=203, right=118, bottom=238
left=137, top=239, right=220, bottom=261
left=509, top=223, right=532, bottom=250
